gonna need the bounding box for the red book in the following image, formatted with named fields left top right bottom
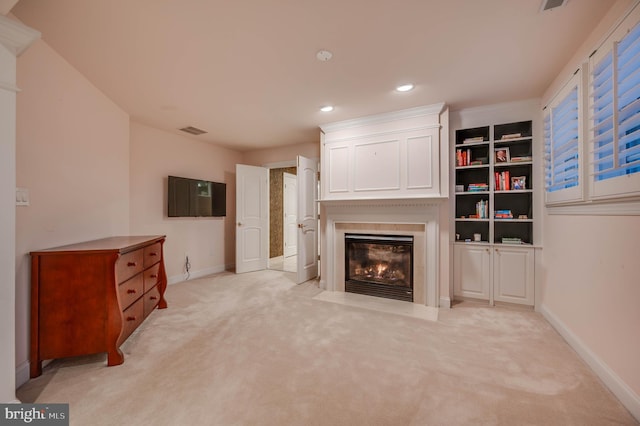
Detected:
left=495, top=172, right=500, bottom=191
left=505, top=170, right=510, bottom=190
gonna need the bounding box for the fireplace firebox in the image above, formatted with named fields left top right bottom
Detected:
left=345, top=234, right=413, bottom=302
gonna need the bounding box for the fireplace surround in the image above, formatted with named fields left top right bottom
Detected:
left=320, top=199, right=442, bottom=307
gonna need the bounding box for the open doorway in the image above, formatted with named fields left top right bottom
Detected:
left=268, top=166, right=297, bottom=272
left=236, top=157, right=318, bottom=283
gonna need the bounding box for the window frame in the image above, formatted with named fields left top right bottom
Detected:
left=588, top=7, right=640, bottom=201
left=544, top=70, right=585, bottom=206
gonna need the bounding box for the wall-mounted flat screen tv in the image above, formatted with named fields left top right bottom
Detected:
left=168, top=175, right=226, bottom=217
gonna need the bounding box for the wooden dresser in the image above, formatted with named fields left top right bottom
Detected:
left=30, top=235, right=168, bottom=378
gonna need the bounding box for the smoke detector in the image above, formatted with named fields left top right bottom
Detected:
left=316, top=50, right=333, bottom=61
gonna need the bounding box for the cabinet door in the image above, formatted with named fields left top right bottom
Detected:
left=454, top=244, right=491, bottom=300
left=493, top=246, right=534, bottom=305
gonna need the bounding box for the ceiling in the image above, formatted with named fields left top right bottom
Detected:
left=11, top=0, right=616, bottom=151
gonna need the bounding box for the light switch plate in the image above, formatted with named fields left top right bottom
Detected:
left=16, top=187, right=30, bottom=206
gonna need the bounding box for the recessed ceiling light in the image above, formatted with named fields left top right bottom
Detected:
left=396, top=84, right=414, bottom=92
left=320, top=105, right=334, bottom=112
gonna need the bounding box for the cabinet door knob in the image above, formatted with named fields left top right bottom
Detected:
left=149, top=252, right=157, bottom=257
left=150, top=274, right=157, bottom=278
left=127, top=261, right=137, bottom=267
left=150, top=296, right=158, bottom=301
left=126, top=316, right=136, bottom=321
left=127, top=289, right=136, bottom=294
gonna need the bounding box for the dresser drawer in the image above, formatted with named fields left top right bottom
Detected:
left=116, top=249, right=144, bottom=283
left=121, top=299, right=144, bottom=343
left=144, top=285, right=161, bottom=317
left=143, top=242, right=162, bottom=268
left=118, top=273, right=143, bottom=310
left=143, top=262, right=160, bottom=293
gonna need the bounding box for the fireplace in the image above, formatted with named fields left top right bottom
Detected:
left=345, top=234, right=414, bottom=302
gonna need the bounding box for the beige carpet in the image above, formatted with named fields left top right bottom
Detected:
left=18, top=270, right=637, bottom=425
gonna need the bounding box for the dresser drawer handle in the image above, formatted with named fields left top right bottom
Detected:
left=150, top=296, right=158, bottom=301
left=150, top=274, right=158, bottom=278
left=126, top=316, right=136, bottom=321
left=127, top=289, right=137, bottom=294
left=149, top=252, right=158, bottom=257
left=127, top=261, right=137, bottom=267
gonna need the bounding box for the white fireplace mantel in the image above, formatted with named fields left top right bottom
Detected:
left=319, top=103, right=449, bottom=201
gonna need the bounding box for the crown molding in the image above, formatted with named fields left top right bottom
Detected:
left=319, top=102, right=446, bottom=134
left=0, top=15, right=40, bottom=56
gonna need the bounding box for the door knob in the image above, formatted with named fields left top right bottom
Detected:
left=237, top=222, right=242, bottom=227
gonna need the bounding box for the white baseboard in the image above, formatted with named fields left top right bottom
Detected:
left=15, top=360, right=29, bottom=389
left=167, top=264, right=229, bottom=285
left=540, top=304, right=640, bottom=421
left=439, top=296, right=451, bottom=309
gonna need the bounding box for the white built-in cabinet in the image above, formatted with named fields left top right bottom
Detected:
left=320, top=103, right=447, bottom=200
left=453, top=244, right=490, bottom=300
left=454, top=244, right=534, bottom=306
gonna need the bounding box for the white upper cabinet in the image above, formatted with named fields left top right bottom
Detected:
left=319, top=103, right=448, bottom=200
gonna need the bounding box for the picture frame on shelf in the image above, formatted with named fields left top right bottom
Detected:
left=494, top=147, right=510, bottom=163
left=511, top=176, right=526, bottom=190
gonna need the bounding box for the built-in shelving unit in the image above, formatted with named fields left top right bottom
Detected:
left=454, top=120, right=533, bottom=245
left=453, top=120, right=535, bottom=306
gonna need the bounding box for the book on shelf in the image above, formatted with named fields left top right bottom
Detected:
left=494, top=171, right=510, bottom=191
left=495, top=209, right=513, bottom=219
left=501, top=237, right=523, bottom=244
left=463, top=136, right=484, bottom=143
left=467, top=183, right=488, bottom=192
left=475, top=199, right=488, bottom=219
left=510, top=156, right=532, bottom=162
left=456, top=148, right=474, bottom=166
left=501, top=133, right=522, bottom=140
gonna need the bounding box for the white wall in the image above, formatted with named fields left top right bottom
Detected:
left=15, top=37, right=130, bottom=387
left=539, top=0, right=640, bottom=415
left=129, top=122, right=243, bottom=282
left=0, top=31, right=18, bottom=404
left=242, top=141, right=319, bottom=167
left=1, top=13, right=38, bottom=402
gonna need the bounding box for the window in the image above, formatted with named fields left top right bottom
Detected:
left=589, top=16, right=640, bottom=200
left=544, top=71, right=583, bottom=205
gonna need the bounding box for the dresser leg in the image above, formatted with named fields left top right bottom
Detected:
left=107, top=348, right=124, bottom=366
left=30, top=360, right=42, bottom=378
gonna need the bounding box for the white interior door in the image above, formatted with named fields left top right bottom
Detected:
left=235, top=164, right=269, bottom=273
left=296, top=156, right=318, bottom=283
left=283, top=172, right=297, bottom=258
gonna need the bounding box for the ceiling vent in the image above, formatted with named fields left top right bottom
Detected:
left=540, top=0, right=568, bottom=12
left=179, top=126, right=207, bottom=136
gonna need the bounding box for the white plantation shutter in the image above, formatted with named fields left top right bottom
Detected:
left=589, top=14, right=640, bottom=200
left=544, top=71, right=583, bottom=205
left=617, top=22, right=640, bottom=176
left=591, top=51, right=615, bottom=181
